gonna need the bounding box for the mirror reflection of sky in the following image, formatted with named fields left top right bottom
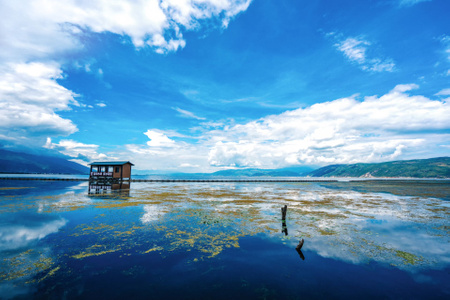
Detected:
left=1, top=179, right=449, bottom=299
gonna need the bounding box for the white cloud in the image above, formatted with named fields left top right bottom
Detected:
left=0, top=2, right=81, bottom=63
left=209, top=85, right=450, bottom=167
left=0, top=0, right=252, bottom=61
left=0, top=0, right=252, bottom=146
left=337, top=38, right=368, bottom=64
left=126, top=130, right=212, bottom=171
left=0, top=62, right=78, bottom=141
left=179, top=163, right=201, bottom=168
left=44, top=138, right=111, bottom=165
left=124, top=84, right=450, bottom=171
left=435, top=88, right=450, bottom=96
left=398, top=0, right=431, bottom=7
left=440, top=35, right=450, bottom=59
left=439, top=35, right=450, bottom=76
left=144, top=130, right=179, bottom=147
left=206, top=84, right=450, bottom=168
left=334, top=36, right=395, bottom=72
left=173, top=107, right=206, bottom=120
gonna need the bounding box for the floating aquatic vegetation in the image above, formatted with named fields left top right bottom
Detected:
left=71, top=244, right=121, bottom=259
left=395, top=250, right=423, bottom=265
left=0, top=179, right=449, bottom=299
left=0, top=249, right=56, bottom=282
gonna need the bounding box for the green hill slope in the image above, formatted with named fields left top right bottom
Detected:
left=308, top=157, right=450, bottom=178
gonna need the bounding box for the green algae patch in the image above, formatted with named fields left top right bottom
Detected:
left=71, top=223, right=116, bottom=236
left=38, top=266, right=61, bottom=283
left=0, top=250, right=55, bottom=282
left=60, top=183, right=449, bottom=267
left=94, top=200, right=150, bottom=209
left=143, top=246, right=164, bottom=254
left=318, top=228, right=337, bottom=236
left=72, top=246, right=120, bottom=259
left=2, top=180, right=449, bottom=286
left=395, top=250, right=423, bottom=265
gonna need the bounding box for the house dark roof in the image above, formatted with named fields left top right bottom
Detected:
left=89, top=161, right=134, bottom=166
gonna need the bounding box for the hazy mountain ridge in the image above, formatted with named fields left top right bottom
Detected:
left=0, top=149, right=449, bottom=178
left=0, top=149, right=89, bottom=174
left=308, top=157, right=450, bottom=178
left=212, top=167, right=314, bottom=177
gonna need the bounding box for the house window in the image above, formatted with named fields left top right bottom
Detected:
left=100, top=166, right=106, bottom=172
left=115, top=166, right=120, bottom=173
left=108, top=166, right=114, bottom=172
left=92, top=166, right=98, bottom=172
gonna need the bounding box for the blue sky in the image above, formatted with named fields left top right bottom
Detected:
left=0, top=0, right=449, bottom=172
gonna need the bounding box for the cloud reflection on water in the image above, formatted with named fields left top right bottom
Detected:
left=0, top=213, right=66, bottom=251
left=0, top=179, right=449, bottom=298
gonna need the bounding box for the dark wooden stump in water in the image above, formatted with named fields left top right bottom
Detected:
left=296, top=239, right=305, bottom=260
left=296, top=238, right=304, bottom=251
left=281, top=205, right=287, bottom=220
left=297, top=249, right=305, bottom=260
left=282, top=223, right=288, bottom=236
left=281, top=205, right=288, bottom=235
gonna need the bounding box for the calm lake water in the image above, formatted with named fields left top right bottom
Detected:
left=0, top=178, right=449, bottom=299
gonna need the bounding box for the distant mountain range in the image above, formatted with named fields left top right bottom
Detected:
left=211, top=166, right=314, bottom=177
left=0, top=148, right=449, bottom=178
left=203, top=157, right=450, bottom=178
left=0, top=149, right=89, bottom=174
left=308, top=157, right=450, bottom=178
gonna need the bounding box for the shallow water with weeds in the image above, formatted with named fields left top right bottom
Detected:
left=0, top=179, right=449, bottom=299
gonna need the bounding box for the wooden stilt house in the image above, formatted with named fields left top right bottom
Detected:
left=89, top=161, right=134, bottom=181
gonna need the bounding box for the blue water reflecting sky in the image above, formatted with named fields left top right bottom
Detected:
left=0, top=179, right=449, bottom=299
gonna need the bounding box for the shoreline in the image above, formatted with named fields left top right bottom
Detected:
left=0, top=176, right=449, bottom=183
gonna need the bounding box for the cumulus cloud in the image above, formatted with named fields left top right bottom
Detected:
left=0, top=62, right=78, bottom=142
left=206, top=84, right=450, bottom=167
left=144, top=130, right=179, bottom=147
left=44, top=138, right=111, bottom=165
left=124, top=84, right=450, bottom=171
left=333, top=36, right=395, bottom=72
left=0, top=0, right=252, bottom=146
left=126, top=129, right=211, bottom=171
left=0, top=0, right=252, bottom=61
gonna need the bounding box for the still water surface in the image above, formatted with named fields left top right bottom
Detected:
left=0, top=179, right=449, bottom=299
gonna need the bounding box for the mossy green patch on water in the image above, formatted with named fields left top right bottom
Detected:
left=0, top=250, right=55, bottom=282
left=71, top=245, right=121, bottom=259
left=1, top=180, right=449, bottom=289
left=142, top=246, right=164, bottom=254
left=395, top=250, right=423, bottom=265
left=318, top=228, right=337, bottom=236
left=38, top=266, right=60, bottom=283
